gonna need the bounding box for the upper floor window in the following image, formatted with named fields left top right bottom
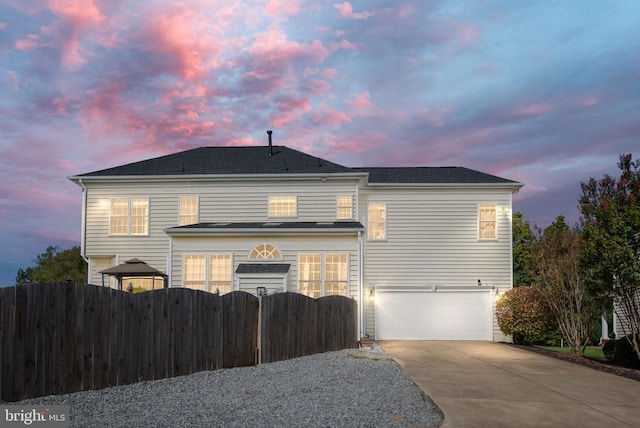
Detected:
left=367, top=203, right=387, bottom=240
left=478, top=203, right=497, bottom=240
left=109, top=198, right=148, bottom=236
left=337, top=195, right=354, bottom=220
left=179, top=197, right=199, bottom=226
left=269, top=196, right=297, bottom=217
left=249, top=243, right=282, bottom=259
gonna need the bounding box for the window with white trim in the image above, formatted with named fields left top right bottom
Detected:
left=183, top=255, right=206, bottom=290
left=249, top=243, right=282, bottom=259
left=268, top=196, right=297, bottom=217
left=183, top=254, right=232, bottom=294
left=209, top=254, right=232, bottom=294
left=478, top=203, right=497, bottom=240
left=367, top=203, right=387, bottom=240
left=298, top=253, right=348, bottom=298
left=109, top=198, right=148, bottom=235
left=179, top=197, right=198, bottom=226
left=337, top=195, right=354, bottom=220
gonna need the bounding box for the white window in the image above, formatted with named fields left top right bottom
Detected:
left=269, top=196, right=297, bottom=217
left=179, top=197, right=198, bottom=226
left=479, top=203, right=497, bottom=240
left=183, top=254, right=232, bottom=294
left=337, top=195, right=354, bottom=220
left=298, top=253, right=348, bottom=298
left=299, top=254, right=321, bottom=298
left=249, top=243, right=282, bottom=259
left=367, top=203, right=387, bottom=240
left=209, top=254, right=232, bottom=294
left=109, top=198, right=148, bottom=236
left=183, top=255, right=206, bottom=290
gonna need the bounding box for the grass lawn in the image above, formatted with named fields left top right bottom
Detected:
left=543, top=346, right=608, bottom=362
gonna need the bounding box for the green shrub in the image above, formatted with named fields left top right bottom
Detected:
left=602, top=339, right=615, bottom=362
left=496, top=286, right=556, bottom=344
left=614, top=335, right=640, bottom=369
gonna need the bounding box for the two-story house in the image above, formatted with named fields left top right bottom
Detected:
left=69, top=141, right=523, bottom=341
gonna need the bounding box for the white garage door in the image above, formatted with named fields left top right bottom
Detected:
left=375, top=288, right=493, bottom=340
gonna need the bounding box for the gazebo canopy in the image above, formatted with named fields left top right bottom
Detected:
left=99, top=258, right=167, bottom=277
left=99, top=258, right=167, bottom=290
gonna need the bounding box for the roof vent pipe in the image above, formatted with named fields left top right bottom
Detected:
left=267, top=130, right=273, bottom=156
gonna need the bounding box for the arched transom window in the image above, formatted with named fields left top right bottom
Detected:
left=249, top=243, right=282, bottom=260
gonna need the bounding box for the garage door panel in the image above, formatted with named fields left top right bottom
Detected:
left=375, top=291, right=492, bottom=340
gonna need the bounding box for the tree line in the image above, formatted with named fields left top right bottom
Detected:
left=504, top=153, right=640, bottom=363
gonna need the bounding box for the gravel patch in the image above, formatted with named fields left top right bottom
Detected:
left=17, top=344, right=443, bottom=427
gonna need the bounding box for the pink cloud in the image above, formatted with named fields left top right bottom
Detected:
left=312, top=104, right=351, bottom=128
left=138, top=7, right=224, bottom=81
left=264, top=0, right=303, bottom=17
left=0, top=22, right=6, bottom=29
left=345, top=91, right=378, bottom=117
left=455, top=23, right=478, bottom=46
left=306, top=79, right=331, bottom=95
left=514, top=103, right=554, bottom=117
left=580, top=97, right=600, bottom=106
left=334, top=2, right=374, bottom=20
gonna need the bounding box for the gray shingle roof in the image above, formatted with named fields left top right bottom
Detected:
left=354, top=167, right=520, bottom=184
left=76, top=146, right=354, bottom=176
left=167, top=221, right=364, bottom=231
left=235, top=264, right=291, bottom=274
left=72, top=145, right=522, bottom=185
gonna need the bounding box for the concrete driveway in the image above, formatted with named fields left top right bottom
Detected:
left=380, top=341, right=640, bottom=428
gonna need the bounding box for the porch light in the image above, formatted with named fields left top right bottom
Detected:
left=369, top=287, right=375, bottom=301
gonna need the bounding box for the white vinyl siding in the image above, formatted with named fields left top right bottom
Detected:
left=169, top=235, right=359, bottom=300
left=268, top=196, right=297, bottom=217
left=179, top=197, right=199, bottom=226
left=367, top=203, right=387, bottom=240
left=478, top=203, right=497, bottom=240
left=360, top=187, right=514, bottom=340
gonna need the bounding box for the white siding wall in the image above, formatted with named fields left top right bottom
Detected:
left=83, top=178, right=360, bottom=286
left=170, top=235, right=359, bottom=300
left=360, top=186, right=515, bottom=340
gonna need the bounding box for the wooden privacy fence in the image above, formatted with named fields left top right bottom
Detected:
left=260, top=293, right=358, bottom=364
left=0, top=283, right=357, bottom=402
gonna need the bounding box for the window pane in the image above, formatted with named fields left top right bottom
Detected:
left=130, top=199, right=148, bottom=235
left=269, top=196, right=296, bottom=217
left=109, top=199, right=128, bottom=235
left=299, top=254, right=321, bottom=297
left=325, top=254, right=348, bottom=296
left=209, top=254, right=232, bottom=294
left=184, top=255, right=206, bottom=289
left=249, top=243, right=281, bottom=259
left=179, top=197, right=198, bottom=226
left=368, top=204, right=386, bottom=240
left=337, top=196, right=353, bottom=219
left=479, top=204, right=497, bottom=239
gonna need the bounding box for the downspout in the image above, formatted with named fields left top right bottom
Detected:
left=358, top=230, right=364, bottom=339
left=167, top=235, right=173, bottom=288
left=78, top=179, right=90, bottom=283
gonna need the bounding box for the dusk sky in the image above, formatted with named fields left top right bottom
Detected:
left=0, top=1, right=638, bottom=285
